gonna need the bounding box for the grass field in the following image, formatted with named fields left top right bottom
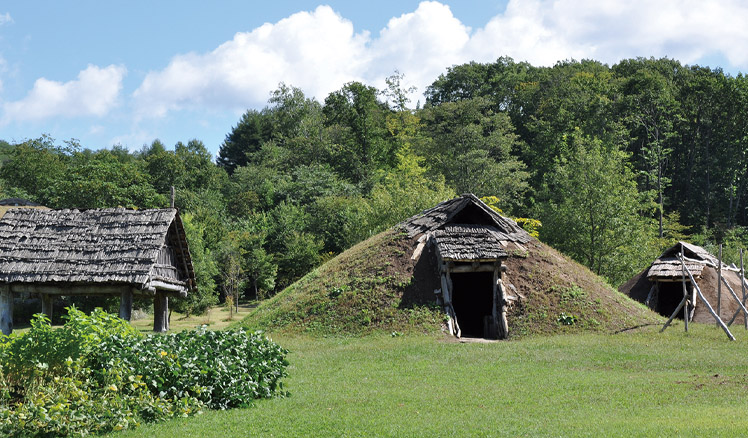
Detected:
left=109, top=322, right=748, bottom=437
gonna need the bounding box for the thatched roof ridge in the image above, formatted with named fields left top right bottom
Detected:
left=432, top=224, right=508, bottom=261
left=647, top=241, right=718, bottom=279
left=399, top=193, right=531, bottom=243
left=0, top=208, right=195, bottom=292
left=0, top=198, right=41, bottom=207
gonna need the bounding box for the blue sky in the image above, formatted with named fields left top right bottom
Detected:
left=1, top=1, right=746, bottom=157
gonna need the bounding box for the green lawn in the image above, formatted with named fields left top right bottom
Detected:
left=110, top=323, right=748, bottom=437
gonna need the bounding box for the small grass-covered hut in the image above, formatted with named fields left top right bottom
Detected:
left=620, top=242, right=747, bottom=324
left=401, top=194, right=532, bottom=339
left=0, top=208, right=196, bottom=334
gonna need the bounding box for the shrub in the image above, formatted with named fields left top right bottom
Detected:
left=0, top=308, right=289, bottom=437
left=90, top=326, right=289, bottom=409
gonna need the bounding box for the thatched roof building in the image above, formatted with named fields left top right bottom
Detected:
left=0, top=208, right=196, bottom=334
left=0, top=198, right=49, bottom=218
left=620, top=242, right=747, bottom=324
left=400, top=194, right=531, bottom=339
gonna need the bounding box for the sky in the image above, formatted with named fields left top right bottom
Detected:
left=1, top=0, right=747, bottom=157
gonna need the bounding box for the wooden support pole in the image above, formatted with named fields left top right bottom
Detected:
left=153, top=292, right=169, bottom=332
left=0, top=286, right=12, bottom=336
left=718, top=244, right=723, bottom=325
left=41, top=294, right=54, bottom=321
left=645, top=284, right=657, bottom=309
left=119, top=289, right=133, bottom=321
left=497, top=278, right=508, bottom=340
left=682, top=260, right=688, bottom=332
left=742, top=249, right=747, bottom=330
left=441, top=273, right=460, bottom=338
left=719, top=275, right=748, bottom=327
left=492, top=264, right=499, bottom=339
left=679, top=255, right=735, bottom=341
left=660, top=295, right=688, bottom=333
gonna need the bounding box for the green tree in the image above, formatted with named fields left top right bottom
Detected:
left=323, top=81, right=394, bottom=187
left=217, top=109, right=273, bottom=174
left=419, top=97, right=529, bottom=212
left=540, top=131, right=653, bottom=285
left=171, top=213, right=219, bottom=316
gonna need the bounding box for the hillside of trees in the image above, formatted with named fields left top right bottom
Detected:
left=2, top=56, right=747, bottom=313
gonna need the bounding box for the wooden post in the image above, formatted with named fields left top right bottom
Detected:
left=679, top=255, right=735, bottom=340
left=718, top=244, right=723, bottom=325
left=645, top=284, right=657, bottom=309
left=682, top=262, right=688, bottom=332
left=719, top=275, right=748, bottom=327
left=660, top=295, right=687, bottom=333
left=170, top=186, right=176, bottom=208
left=119, top=289, right=133, bottom=321
left=491, top=263, right=499, bottom=339
left=153, top=292, right=169, bottom=332
left=662, top=251, right=689, bottom=333
left=0, top=285, right=12, bottom=336
left=41, top=294, right=54, bottom=321
left=441, top=272, right=460, bottom=337
left=742, top=249, right=747, bottom=330
left=497, top=278, right=508, bottom=339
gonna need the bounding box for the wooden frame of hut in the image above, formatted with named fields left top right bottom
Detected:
left=620, top=241, right=748, bottom=326
left=401, top=194, right=531, bottom=339
left=0, top=208, right=196, bottom=335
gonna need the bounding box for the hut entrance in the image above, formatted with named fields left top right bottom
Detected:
left=655, top=281, right=691, bottom=319
left=451, top=271, right=494, bottom=338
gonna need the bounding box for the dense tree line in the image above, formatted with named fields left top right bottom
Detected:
left=2, top=57, right=748, bottom=310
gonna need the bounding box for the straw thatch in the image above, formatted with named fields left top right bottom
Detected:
left=0, top=208, right=195, bottom=295
left=432, top=224, right=508, bottom=261
left=620, top=242, right=748, bottom=324
left=399, top=193, right=530, bottom=245
left=646, top=241, right=717, bottom=279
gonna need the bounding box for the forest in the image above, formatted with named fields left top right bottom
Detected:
left=2, top=56, right=747, bottom=314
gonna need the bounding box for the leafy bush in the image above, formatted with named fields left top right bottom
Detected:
left=90, top=326, right=289, bottom=409
left=0, top=308, right=289, bottom=437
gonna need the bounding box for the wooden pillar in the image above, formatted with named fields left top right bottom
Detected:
left=41, top=294, right=54, bottom=321
left=153, top=292, right=169, bottom=332
left=497, top=278, right=508, bottom=340
left=0, top=286, right=13, bottom=336
left=119, top=289, right=133, bottom=321
left=742, top=249, right=747, bottom=330
left=718, top=244, right=723, bottom=326
left=491, top=263, right=499, bottom=339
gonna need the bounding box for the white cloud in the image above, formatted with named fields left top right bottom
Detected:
left=468, top=0, right=748, bottom=68
left=1, top=64, right=126, bottom=124
left=134, top=5, right=370, bottom=117
left=132, top=0, right=748, bottom=118
left=0, top=13, right=12, bottom=26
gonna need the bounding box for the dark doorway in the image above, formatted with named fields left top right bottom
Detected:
left=656, top=281, right=690, bottom=318
left=451, top=271, right=494, bottom=338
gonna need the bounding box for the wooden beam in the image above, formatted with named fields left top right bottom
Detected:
left=660, top=295, right=687, bottom=333
left=682, top=252, right=689, bottom=331
left=491, top=264, right=499, bottom=339
left=41, top=294, right=54, bottom=320
left=119, top=289, right=133, bottom=321
left=679, top=254, right=735, bottom=341
left=720, top=275, right=748, bottom=327
left=153, top=292, right=169, bottom=332
left=718, top=244, right=723, bottom=326
left=742, top=249, right=746, bottom=330
left=8, top=283, right=154, bottom=296
left=448, top=264, right=498, bottom=273
left=0, top=285, right=12, bottom=336
left=497, top=278, right=508, bottom=340
left=645, top=284, right=657, bottom=309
